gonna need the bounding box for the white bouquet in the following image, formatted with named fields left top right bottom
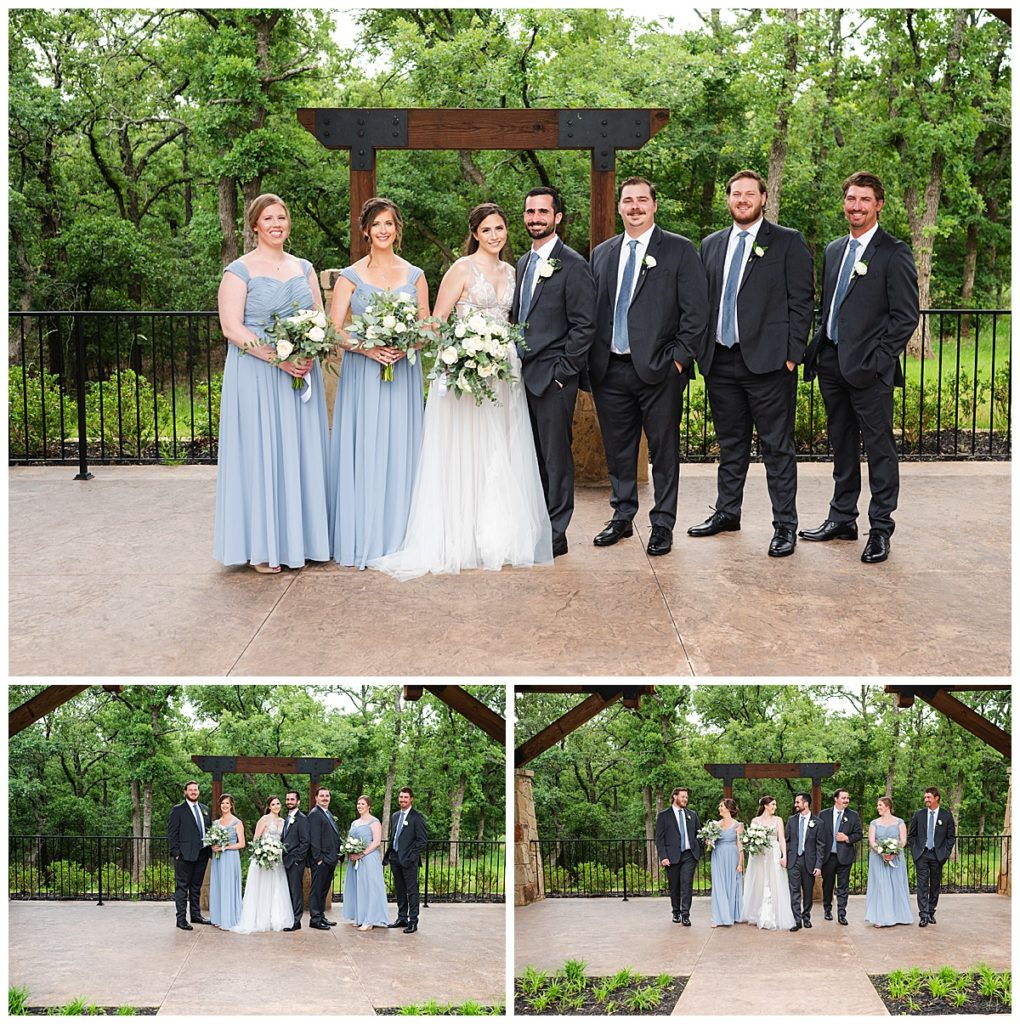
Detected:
left=249, top=832, right=286, bottom=869
left=342, top=832, right=368, bottom=870
left=742, top=823, right=773, bottom=857
left=248, top=308, right=340, bottom=394
left=874, top=836, right=903, bottom=867
left=202, top=823, right=232, bottom=860
left=696, top=821, right=723, bottom=853
left=428, top=310, right=524, bottom=406
left=347, top=290, right=425, bottom=381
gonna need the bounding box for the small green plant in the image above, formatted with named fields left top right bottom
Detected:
left=609, top=967, right=637, bottom=989
left=9, top=986, right=30, bottom=1015
left=905, top=997, right=921, bottom=1013
left=886, top=972, right=910, bottom=999
left=458, top=1000, right=484, bottom=1015
left=114, top=1008, right=138, bottom=1016
left=566, top=994, right=585, bottom=1010
left=654, top=973, right=672, bottom=989
left=951, top=990, right=968, bottom=1008
left=626, top=986, right=661, bottom=1012
left=592, top=981, right=612, bottom=1003
left=518, top=966, right=547, bottom=998
left=560, top=959, right=587, bottom=985
left=529, top=992, right=553, bottom=1013
left=543, top=981, right=563, bottom=1004
left=927, top=976, right=952, bottom=999
left=49, top=995, right=101, bottom=1015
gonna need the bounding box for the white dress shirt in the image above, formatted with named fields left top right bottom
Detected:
left=611, top=225, right=655, bottom=354
left=715, top=217, right=764, bottom=346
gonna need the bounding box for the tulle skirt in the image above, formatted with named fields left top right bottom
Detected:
left=230, top=860, right=294, bottom=933
left=742, top=845, right=796, bottom=930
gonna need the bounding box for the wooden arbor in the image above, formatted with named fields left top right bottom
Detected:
left=703, top=762, right=841, bottom=813
left=190, top=756, right=342, bottom=812
left=402, top=684, right=505, bottom=745
left=297, top=107, right=670, bottom=260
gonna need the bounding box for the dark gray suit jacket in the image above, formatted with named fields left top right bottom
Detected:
left=589, top=224, right=710, bottom=388
left=282, top=809, right=310, bottom=870
left=907, top=807, right=957, bottom=863
left=308, top=805, right=341, bottom=866
left=383, top=806, right=428, bottom=868
left=803, top=224, right=919, bottom=388
left=510, top=238, right=596, bottom=397
left=698, top=219, right=814, bottom=375
left=168, top=800, right=212, bottom=863
left=785, top=813, right=825, bottom=872
left=654, top=806, right=703, bottom=863
left=814, top=806, right=863, bottom=866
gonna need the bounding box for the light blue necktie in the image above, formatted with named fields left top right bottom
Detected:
left=829, top=238, right=860, bottom=343
left=832, top=810, right=842, bottom=853
left=677, top=809, right=688, bottom=852
left=519, top=251, right=539, bottom=317
left=191, top=803, right=204, bottom=837
left=926, top=810, right=935, bottom=849
left=612, top=239, right=639, bottom=354
left=799, top=815, right=806, bottom=856
left=720, top=230, right=749, bottom=347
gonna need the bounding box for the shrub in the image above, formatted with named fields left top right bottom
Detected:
left=188, top=372, right=223, bottom=439
left=618, top=862, right=654, bottom=894
left=97, top=862, right=132, bottom=895
left=8, top=365, right=77, bottom=456
left=83, top=369, right=174, bottom=457
left=572, top=861, right=616, bottom=894
left=142, top=862, right=174, bottom=897
left=9, top=864, right=43, bottom=896
left=542, top=864, right=571, bottom=893
left=46, top=860, right=95, bottom=896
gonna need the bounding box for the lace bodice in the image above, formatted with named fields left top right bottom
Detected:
left=261, top=817, right=284, bottom=838
left=456, top=258, right=515, bottom=322
left=751, top=816, right=782, bottom=836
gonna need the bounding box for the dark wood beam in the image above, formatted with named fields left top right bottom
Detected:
left=987, top=9, right=1011, bottom=27
left=884, top=686, right=1011, bottom=758
left=516, top=689, right=624, bottom=767
left=9, top=685, right=122, bottom=736
left=423, top=685, right=505, bottom=746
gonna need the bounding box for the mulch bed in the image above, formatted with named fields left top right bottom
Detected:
left=869, top=976, right=1011, bottom=1015
left=514, top=977, right=687, bottom=1016
left=375, top=1007, right=502, bottom=1016
left=25, top=1009, right=158, bottom=1016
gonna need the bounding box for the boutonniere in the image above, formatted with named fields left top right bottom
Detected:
left=851, top=260, right=869, bottom=279
left=749, top=244, right=767, bottom=262
left=536, top=257, right=560, bottom=279
left=808, top=821, right=816, bottom=828
left=642, top=255, right=656, bottom=271
left=937, top=819, right=942, bottom=826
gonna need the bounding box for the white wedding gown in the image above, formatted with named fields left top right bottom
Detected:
left=741, top=816, right=796, bottom=930
left=230, top=819, right=294, bottom=933
left=369, top=259, right=553, bottom=580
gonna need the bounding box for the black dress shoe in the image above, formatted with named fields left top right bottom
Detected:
left=918, top=916, right=928, bottom=927
left=176, top=921, right=193, bottom=931
left=798, top=519, right=859, bottom=542
left=789, top=922, right=802, bottom=932
left=824, top=909, right=833, bottom=921
left=310, top=920, right=331, bottom=930
left=403, top=922, right=418, bottom=933
left=928, top=913, right=936, bottom=925
left=861, top=532, right=890, bottom=563
left=687, top=510, right=740, bottom=537
left=838, top=914, right=848, bottom=926
left=283, top=923, right=301, bottom=931
left=593, top=520, right=633, bottom=546
left=387, top=920, right=409, bottom=929
left=672, top=912, right=681, bottom=923
left=324, top=918, right=337, bottom=926
left=680, top=914, right=691, bottom=927
left=802, top=918, right=812, bottom=929
left=646, top=526, right=673, bottom=556
left=552, top=536, right=568, bottom=557
left=191, top=916, right=211, bottom=925
left=768, top=526, right=796, bottom=558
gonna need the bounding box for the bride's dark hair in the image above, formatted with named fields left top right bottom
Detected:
left=757, top=794, right=776, bottom=817
left=264, top=795, right=281, bottom=815
left=464, top=203, right=512, bottom=262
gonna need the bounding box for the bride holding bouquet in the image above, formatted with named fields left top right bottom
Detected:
left=231, top=796, right=294, bottom=933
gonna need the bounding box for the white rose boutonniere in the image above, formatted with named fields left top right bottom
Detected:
left=749, top=244, right=768, bottom=262
left=642, top=255, right=656, bottom=270
left=537, top=257, right=560, bottom=279
left=852, top=260, right=869, bottom=278
left=808, top=821, right=815, bottom=828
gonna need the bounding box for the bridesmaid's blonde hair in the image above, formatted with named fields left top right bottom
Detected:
left=247, top=193, right=291, bottom=233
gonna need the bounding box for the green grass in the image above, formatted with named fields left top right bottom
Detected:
left=9, top=986, right=30, bottom=1015
left=396, top=1000, right=503, bottom=1015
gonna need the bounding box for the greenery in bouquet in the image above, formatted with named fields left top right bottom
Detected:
left=248, top=308, right=340, bottom=389
left=201, top=823, right=232, bottom=859
left=875, top=836, right=903, bottom=866
left=342, top=832, right=368, bottom=869
left=428, top=310, right=524, bottom=406
left=696, top=820, right=723, bottom=852
left=249, top=833, right=286, bottom=869
left=346, top=289, right=425, bottom=381
left=741, top=823, right=773, bottom=857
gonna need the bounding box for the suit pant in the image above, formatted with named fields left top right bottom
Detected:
left=592, top=355, right=686, bottom=529
left=820, top=851, right=851, bottom=914
left=309, top=859, right=336, bottom=922
left=285, top=862, right=305, bottom=922
left=914, top=849, right=944, bottom=918
left=391, top=857, right=421, bottom=924
left=665, top=850, right=697, bottom=916
left=173, top=855, right=208, bottom=924
left=815, top=341, right=899, bottom=534
left=526, top=378, right=579, bottom=544
left=788, top=852, right=815, bottom=922
left=706, top=345, right=798, bottom=527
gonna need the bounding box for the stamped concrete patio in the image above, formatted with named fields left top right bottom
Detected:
left=8, top=461, right=1009, bottom=676
left=514, top=894, right=1010, bottom=1015
left=9, top=902, right=505, bottom=1013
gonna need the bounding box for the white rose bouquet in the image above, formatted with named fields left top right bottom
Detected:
left=874, top=836, right=903, bottom=867
left=249, top=308, right=340, bottom=394
left=428, top=310, right=524, bottom=407
left=696, top=821, right=723, bottom=853
left=202, top=823, right=232, bottom=860
left=341, top=832, right=368, bottom=870
left=346, top=290, right=425, bottom=382
left=741, top=823, right=773, bottom=857
left=249, top=832, right=286, bottom=869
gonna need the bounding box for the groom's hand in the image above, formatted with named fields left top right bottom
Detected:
left=674, top=360, right=684, bottom=374
left=836, top=831, right=848, bottom=843
left=660, top=858, right=670, bottom=867
left=813, top=868, right=821, bottom=877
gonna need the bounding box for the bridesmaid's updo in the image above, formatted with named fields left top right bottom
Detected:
left=248, top=193, right=291, bottom=232
left=360, top=197, right=404, bottom=257
left=757, top=794, right=776, bottom=816
left=721, top=798, right=740, bottom=819
left=357, top=794, right=372, bottom=809
left=464, top=202, right=512, bottom=261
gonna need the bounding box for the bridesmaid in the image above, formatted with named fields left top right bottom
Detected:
left=329, top=197, right=429, bottom=567
left=214, top=193, right=331, bottom=572
left=341, top=795, right=390, bottom=930
left=864, top=795, right=913, bottom=927
left=709, top=798, right=744, bottom=927
left=208, top=794, right=244, bottom=929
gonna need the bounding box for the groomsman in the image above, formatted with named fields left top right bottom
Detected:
left=511, top=186, right=596, bottom=557
left=907, top=786, right=957, bottom=927
left=785, top=792, right=823, bottom=931
left=801, top=171, right=920, bottom=563
left=281, top=790, right=310, bottom=931
left=815, top=788, right=862, bottom=924
left=691, top=170, right=814, bottom=557
left=308, top=786, right=340, bottom=930
left=383, top=787, right=428, bottom=933
left=589, top=177, right=710, bottom=556
left=654, top=786, right=703, bottom=925
left=167, top=780, right=212, bottom=930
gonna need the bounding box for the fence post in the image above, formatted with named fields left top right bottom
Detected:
left=96, top=835, right=103, bottom=906
left=422, top=841, right=430, bottom=909
left=622, top=842, right=628, bottom=902
left=73, top=313, right=93, bottom=480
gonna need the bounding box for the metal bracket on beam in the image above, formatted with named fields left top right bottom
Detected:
left=704, top=764, right=746, bottom=781
left=800, top=762, right=840, bottom=778
left=192, top=756, right=238, bottom=773
left=312, top=109, right=408, bottom=169
left=559, top=110, right=651, bottom=172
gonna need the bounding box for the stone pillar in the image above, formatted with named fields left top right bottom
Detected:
left=999, top=765, right=1011, bottom=897
left=515, top=769, right=543, bottom=906
left=321, top=269, right=345, bottom=423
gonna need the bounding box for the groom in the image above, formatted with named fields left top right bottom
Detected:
left=907, top=786, right=957, bottom=927
left=815, top=788, right=862, bottom=925
left=654, top=786, right=702, bottom=925
left=511, top=185, right=596, bottom=557
left=281, top=790, right=310, bottom=931
left=785, top=792, right=823, bottom=931
left=167, top=780, right=212, bottom=930
left=307, top=786, right=340, bottom=930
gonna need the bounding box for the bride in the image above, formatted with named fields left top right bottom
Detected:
left=230, top=796, right=294, bottom=933
left=369, top=202, right=553, bottom=580
left=742, top=795, right=796, bottom=931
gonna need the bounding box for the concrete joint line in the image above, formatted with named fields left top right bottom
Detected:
left=227, top=573, right=298, bottom=674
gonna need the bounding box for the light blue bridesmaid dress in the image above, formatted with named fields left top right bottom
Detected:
left=213, top=258, right=331, bottom=568
left=329, top=266, right=425, bottom=567
left=208, top=820, right=242, bottom=928
left=864, top=819, right=913, bottom=926
left=709, top=823, right=743, bottom=925
left=341, top=817, right=390, bottom=926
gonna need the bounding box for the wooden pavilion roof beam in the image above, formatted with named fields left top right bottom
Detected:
left=401, top=685, right=505, bottom=746
left=9, top=685, right=123, bottom=736
left=885, top=685, right=1011, bottom=759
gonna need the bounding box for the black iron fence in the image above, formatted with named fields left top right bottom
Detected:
left=8, top=308, right=1010, bottom=474
left=9, top=835, right=505, bottom=904
left=533, top=834, right=1009, bottom=898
